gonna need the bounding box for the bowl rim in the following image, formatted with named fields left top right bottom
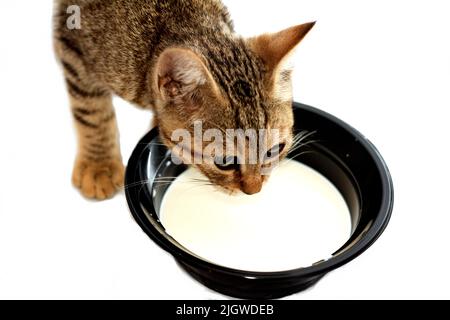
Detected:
left=125, top=102, right=394, bottom=279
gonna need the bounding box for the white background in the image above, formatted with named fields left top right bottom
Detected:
left=0, top=0, right=449, bottom=299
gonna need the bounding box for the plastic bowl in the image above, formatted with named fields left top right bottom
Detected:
left=125, top=102, right=394, bottom=299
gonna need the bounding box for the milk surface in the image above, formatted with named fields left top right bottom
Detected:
left=160, top=160, right=351, bottom=272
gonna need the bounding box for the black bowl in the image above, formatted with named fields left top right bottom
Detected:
left=125, top=102, right=394, bottom=299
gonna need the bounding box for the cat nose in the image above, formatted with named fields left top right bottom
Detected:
left=241, top=176, right=262, bottom=195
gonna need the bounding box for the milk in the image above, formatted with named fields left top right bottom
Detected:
left=160, top=160, right=351, bottom=272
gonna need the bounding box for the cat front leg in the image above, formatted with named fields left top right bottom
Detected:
left=68, top=87, right=124, bottom=200
left=54, top=36, right=125, bottom=199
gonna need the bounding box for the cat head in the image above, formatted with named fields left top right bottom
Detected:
left=153, top=22, right=315, bottom=195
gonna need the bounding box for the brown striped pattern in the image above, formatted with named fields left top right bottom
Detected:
left=72, top=107, right=115, bottom=130
left=58, top=36, right=83, bottom=57
left=66, top=79, right=108, bottom=99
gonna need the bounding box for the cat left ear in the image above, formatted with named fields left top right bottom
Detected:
left=248, top=21, right=316, bottom=73
left=155, top=48, right=209, bottom=101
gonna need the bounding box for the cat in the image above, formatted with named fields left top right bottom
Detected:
left=53, top=0, right=314, bottom=199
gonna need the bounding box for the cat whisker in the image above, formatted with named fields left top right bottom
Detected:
left=153, top=177, right=178, bottom=182
left=291, top=130, right=317, bottom=148
left=288, top=139, right=320, bottom=155
left=286, top=130, right=319, bottom=157
left=293, top=130, right=315, bottom=142
left=121, top=176, right=213, bottom=193
left=279, top=150, right=317, bottom=169
left=120, top=179, right=152, bottom=190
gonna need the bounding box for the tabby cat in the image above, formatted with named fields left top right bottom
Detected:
left=53, top=0, right=314, bottom=199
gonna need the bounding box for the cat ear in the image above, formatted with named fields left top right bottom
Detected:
left=155, top=48, right=209, bottom=101
left=248, top=22, right=315, bottom=73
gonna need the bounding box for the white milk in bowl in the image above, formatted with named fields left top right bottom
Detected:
left=159, top=160, right=352, bottom=272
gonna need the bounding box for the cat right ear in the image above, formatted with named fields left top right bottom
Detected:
left=154, top=48, right=210, bottom=102
left=248, top=22, right=316, bottom=73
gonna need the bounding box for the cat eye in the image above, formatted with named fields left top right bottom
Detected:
left=214, top=156, right=239, bottom=171
left=265, top=143, right=286, bottom=161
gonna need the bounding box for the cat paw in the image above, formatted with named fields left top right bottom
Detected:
left=72, top=158, right=125, bottom=200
